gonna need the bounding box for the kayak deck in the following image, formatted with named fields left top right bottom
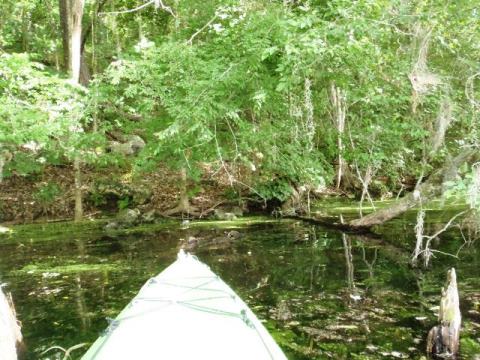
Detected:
left=81, top=250, right=287, bottom=359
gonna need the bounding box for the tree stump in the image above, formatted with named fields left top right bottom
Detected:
left=426, top=268, right=461, bottom=358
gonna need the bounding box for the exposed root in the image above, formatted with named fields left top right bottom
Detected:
left=162, top=167, right=200, bottom=218
left=199, top=200, right=228, bottom=218
left=162, top=202, right=199, bottom=218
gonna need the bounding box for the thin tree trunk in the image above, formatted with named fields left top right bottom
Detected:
left=179, top=167, right=189, bottom=211
left=80, top=0, right=109, bottom=52
left=106, top=2, right=123, bottom=57
left=79, top=54, right=90, bottom=85
left=71, top=0, right=84, bottom=83
left=74, top=157, right=83, bottom=222
left=136, top=13, right=143, bottom=41
left=21, top=8, right=31, bottom=52
left=342, top=234, right=355, bottom=292
left=163, top=167, right=199, bottom=217
left=64, top=0, right=85, bottom=222
left=329, top=82, right=346, bottom=190
left=78, top=0, right=109, bottom=84
left=46, top=0, right=61, bottom=70
left=59, top=0, right=71, bottom=71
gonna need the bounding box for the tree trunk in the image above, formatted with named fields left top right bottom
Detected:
left=74, top=157, right=83, bottom=222
left=349, top=149, right=478, bottom=228
left=163, top=167, right=199, bottom=217
left=79, top=54, right=90, bottom=86
left=21, top=8, right=31, bottom=52
left=59, top=0, right=71, bottom=71
left=342, top=234, right=355, bottom=292
left=179, top=167, right=190, bottom=211
left=77, top=0, right=110, bottom=84
left=59, top=0, right=85, bottom=81
left=62, top=0, right=85, bottom=222
left=80, top=0, right=109, bottom=53
left=329, top=82, right=346, bottom=190
left=71, top=0, right=84, bottom=83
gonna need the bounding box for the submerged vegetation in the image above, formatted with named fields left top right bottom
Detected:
left=0, top=216, right=479, bottom=359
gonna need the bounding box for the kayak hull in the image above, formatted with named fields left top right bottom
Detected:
left=81, top=250, right=287, bottom=360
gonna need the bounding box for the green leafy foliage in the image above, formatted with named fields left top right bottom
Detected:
left=33, top=182, right=61, bottom=206
left=1, top=0, right=479, bottom=202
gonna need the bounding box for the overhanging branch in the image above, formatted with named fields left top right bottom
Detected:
left=99, top=0, right=176, bottom=18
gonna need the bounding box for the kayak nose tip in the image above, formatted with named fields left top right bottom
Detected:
left=177, top=249, right=187, bottom=259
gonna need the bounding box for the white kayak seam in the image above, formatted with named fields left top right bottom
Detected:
left=133, top=295, right=235, bottom=304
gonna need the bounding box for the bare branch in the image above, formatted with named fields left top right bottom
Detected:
left=154, top=0, right=176, bottom=17
left=99, top=0, right=176, bottom=18
left=420, top=210, right=469, bottom=266
left=99, top=0, right=154, bottom=15
left=186, top=15, right=217, bottom=45
left=423, top=210, right=468, bottom=241
left=418, top=249, right=459, bottom=259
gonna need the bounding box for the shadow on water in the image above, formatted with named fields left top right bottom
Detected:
left=0, top=214, right=479, bottom=359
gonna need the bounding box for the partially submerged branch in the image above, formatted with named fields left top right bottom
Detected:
left=413, top=210, right=468, bottom=267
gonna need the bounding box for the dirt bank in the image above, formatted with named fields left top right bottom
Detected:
left=0, top=164, right=234, bottom=224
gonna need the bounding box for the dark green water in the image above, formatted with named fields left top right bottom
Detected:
left=0, top=215, right=479, bottom=359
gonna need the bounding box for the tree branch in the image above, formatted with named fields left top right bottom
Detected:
left=99, top=0, right=176, bottom=18
left=423, top=210, right=468, bottom=241
left=186, top=15, right=217, bottom=45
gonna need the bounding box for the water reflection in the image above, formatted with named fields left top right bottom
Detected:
left=361, top=244, right=377, bottom=286
left=342, top=233, right=355, bottom=293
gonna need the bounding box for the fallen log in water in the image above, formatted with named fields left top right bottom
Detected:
left=427, top=268, right=461, bottom=358
left=0, top=285, right=22, bottom=360
left=349, top=149, right=479, bottom=229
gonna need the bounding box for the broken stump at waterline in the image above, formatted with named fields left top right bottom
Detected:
left=426, top=268, right=461, bottom=358
left=0, top=285, right=23, bottom=360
